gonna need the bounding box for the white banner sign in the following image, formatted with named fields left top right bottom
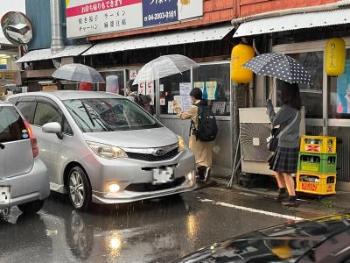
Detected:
left=66, top=0, right=203, bottom=38
left=66, top=0, right=143, bottom=38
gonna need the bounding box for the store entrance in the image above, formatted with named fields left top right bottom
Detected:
left=273, top=41, right=350, bottom=189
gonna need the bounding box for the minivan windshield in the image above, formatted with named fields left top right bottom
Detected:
left=63, top=98, right=161, bottom=132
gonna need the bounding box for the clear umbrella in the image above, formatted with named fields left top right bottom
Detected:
left=133, top=54, right=199, bottom=85
left=52, top=63, right=105, bottom=83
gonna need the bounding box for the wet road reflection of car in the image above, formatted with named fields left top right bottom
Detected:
left=0, top=193, right=196, bottom=263
left=0, top=213, right=53, bottom=262
left=1, top=186, right=294, bottom=263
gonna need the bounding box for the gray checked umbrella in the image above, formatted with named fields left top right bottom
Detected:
left=52, top=63, right=105, bottom=83
left=244, top=53, right=312, bottom=85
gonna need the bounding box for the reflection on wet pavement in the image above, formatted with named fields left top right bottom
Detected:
left=0, top=188, right=296, bottom=263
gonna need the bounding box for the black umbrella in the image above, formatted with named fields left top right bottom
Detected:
left=244, top=53, right=312, bottom=85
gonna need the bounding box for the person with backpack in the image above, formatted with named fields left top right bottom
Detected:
left=173, top=88, right=217, bottom=182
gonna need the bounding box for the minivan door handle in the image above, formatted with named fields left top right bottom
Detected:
left=0, top=143, right=5, bottom=149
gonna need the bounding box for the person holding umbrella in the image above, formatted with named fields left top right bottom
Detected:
left=244, top=53, right=311, bottom=207
left=267, top=81, right=301, bottom=207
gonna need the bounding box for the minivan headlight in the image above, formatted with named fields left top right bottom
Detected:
left=178, top=136, right=186, bottom=152
left=87, top=141, right=128, bottom=159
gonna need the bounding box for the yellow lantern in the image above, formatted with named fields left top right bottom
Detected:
left=325, top=38, right=345, bottom=76
left=231, top=44, right=255, bottom=84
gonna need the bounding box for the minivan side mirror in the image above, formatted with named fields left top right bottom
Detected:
left=42, top=122, right=63, bottom=140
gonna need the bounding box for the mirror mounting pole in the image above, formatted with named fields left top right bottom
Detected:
left=56, top=132, right=64, bottom=140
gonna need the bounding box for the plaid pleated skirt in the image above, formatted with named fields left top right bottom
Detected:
left=268, top=146, right=299, bottom=173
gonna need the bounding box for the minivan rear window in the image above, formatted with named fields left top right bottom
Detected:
left=0, top=106, right=27, bottom=143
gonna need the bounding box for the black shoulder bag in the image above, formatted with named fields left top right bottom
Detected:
left=267, top=112, right=299, bottom=152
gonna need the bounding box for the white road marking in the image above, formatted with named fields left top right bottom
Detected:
left=199, top=198, right=304, bottom=221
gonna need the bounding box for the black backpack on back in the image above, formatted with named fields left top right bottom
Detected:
left=192, top=104, right=218, bottom=142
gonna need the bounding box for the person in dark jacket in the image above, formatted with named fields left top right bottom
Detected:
left=267, top=81, right=301, bottom=207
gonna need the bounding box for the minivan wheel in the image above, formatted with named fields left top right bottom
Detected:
left=18, top=200, right=44, bottom=214
left=68, top=166, right=92, bottom=211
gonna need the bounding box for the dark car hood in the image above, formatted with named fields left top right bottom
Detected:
left=177, top=214, right=350, bottom=263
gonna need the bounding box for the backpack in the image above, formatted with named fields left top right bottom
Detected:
left=192, top=104, right=218, bottom=142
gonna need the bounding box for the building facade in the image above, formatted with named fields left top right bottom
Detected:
left=232, top=0, right=350, bottom=189
left=19, top=0, right=350, bottom=184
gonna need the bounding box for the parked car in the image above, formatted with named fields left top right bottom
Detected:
left=0, top=101, right=49, bottom=214
left=176, top=214, right=350, bottom=263
left=8, top=91, right=196, bottom=210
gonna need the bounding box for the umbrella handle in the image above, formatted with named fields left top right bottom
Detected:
left=268, top=78, right=276, bottom=100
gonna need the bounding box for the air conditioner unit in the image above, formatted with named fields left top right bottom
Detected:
left=239, top=107, right=305, bottom=176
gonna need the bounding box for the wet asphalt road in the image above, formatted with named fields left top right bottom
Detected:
left=0, top=185, right=324, bottom=263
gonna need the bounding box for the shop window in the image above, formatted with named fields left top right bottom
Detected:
left=159, top=71, right=191, bottom=115
left=61, top=81, right=78, bottom=90
left=99, top=71, right=125, bottom=95
left=193, top=63, right=231, bottom=116
left=276, top=52, right=323, bottom=118
left=328, top=49, right=350, bottom=119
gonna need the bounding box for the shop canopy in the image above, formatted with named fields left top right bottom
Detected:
left=16, top=44, right=92, bottom=63
left=233, top=8, right=350, bottom=38
left=83, top=25, right=233, bottom=56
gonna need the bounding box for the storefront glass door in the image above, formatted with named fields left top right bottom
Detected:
left=273, top=40, right=350, bottom=186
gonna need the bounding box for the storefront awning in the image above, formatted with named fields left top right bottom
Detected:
left=16, top=44, right=92, bottom=63
left=16, top=48, right=52, bottom=63
left=233, top=8, right=350, bottom=38
left=83, top=25, right=233, bottom=56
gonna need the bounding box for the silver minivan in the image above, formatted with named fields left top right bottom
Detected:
left=0, top=102, right=49, bottom=213
left=9, top=91, right=196, bottom=210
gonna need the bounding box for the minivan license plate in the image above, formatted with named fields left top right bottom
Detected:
left=0, top=186, right=10, bottom=205
left=153, top=167, right=174, bottom=184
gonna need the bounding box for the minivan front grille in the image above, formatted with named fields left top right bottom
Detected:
left=125, top=177, right=186, bottom=192
left=127, top=148, right=179, bottom=162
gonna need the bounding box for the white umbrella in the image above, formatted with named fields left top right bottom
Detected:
left=133, top=54, right=199, bottom=85
left=52, top=63, right=105, bottom=83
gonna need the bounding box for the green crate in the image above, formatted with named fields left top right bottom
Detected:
left=298, top=153, right=337, bottom=173
left=320, top=154, right=337, bottom=173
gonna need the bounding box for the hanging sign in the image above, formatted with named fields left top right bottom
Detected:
left=138, top=82, right=146, bottom=95
left=66, top=0, right=203, bottom=38
left=146, top=81, right=154, bottom=105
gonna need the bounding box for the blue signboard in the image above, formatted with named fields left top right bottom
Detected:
left=143, top=0, right=178, bottom=27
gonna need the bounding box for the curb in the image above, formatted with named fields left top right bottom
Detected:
left=210, top=177, right=350, bottom=212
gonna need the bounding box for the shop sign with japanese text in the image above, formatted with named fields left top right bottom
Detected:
left=66, top=0, right=203, bottom=38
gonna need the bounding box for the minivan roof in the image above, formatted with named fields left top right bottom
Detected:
left=9, top=91, right=124, bottom=101
left=0, top=101, right=12, bottom=106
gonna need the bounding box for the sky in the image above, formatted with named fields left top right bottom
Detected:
left=0, top=0, right=26, bottom=44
